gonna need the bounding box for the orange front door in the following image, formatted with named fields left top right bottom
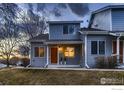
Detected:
left=51, top=47, right=58, bottom=64
left=112, top=41, right=123, bottom=63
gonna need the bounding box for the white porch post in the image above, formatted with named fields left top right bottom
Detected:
left=117, top=37, right=120, bottom=64
left=46, top=46, right=49, bottom=66
left=84, top=35, right=89, bottom=68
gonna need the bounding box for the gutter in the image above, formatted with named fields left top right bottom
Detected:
left=79, top=30, right=90, bottom=68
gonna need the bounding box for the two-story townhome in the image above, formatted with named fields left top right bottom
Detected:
left=29, top=5, right=124, bottom=68
left=29, top=21, right=83, bottom=68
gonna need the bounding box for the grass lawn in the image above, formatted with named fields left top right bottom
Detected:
left=0, top=68, right=124, bottom=85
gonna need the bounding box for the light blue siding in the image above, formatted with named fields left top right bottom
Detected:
left=112, top=9, right=124, bottom=31
left=30, top=43, right=47, bottom=67
left=87, top=35, right=113, bottom=68
left=91, top=9, right=111, bottom=31
left=49, top=24, right=80, bottom=40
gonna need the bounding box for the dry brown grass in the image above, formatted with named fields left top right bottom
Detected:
left=0, top=68, right=124, bottom=85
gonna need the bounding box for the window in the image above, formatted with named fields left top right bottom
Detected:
left=35, top=47, right=39, bottom=57
left=99, top=41, right=105, bottom=54
left=68, top=25, right=75, bottom=34
left=63, top=25, right=75, bottom=35
left=91, top=41, right=97, bottom=54
left=64, top=47, right=75, bottom=57
left=91, top=41, right=105, bottom=55
left=63, top=25, right=68, bottom=34
left=34, top=47, right=44, bottom=57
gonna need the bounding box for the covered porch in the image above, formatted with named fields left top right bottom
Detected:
left=110, top=32, right=124, bottom=65
left=45, top=40, right=83, bottom=67
left=80, top=29, right=124, bottom=68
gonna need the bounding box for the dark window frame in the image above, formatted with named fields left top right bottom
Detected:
left=63, top=24, right=75, bottom=35
left=91, top=41, right=105, bottom=55
left=91, top=41, right=98, bottom=54
left=99, top=41, right=105, bottom=55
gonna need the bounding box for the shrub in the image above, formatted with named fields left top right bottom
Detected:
left=10, top=57, right=20, bottom=65
left=95, top=56, right=107, bottom=68
left=21, top=57, right=30, bottom=67
left=0, top=57, right=20, bottom=66
left=95, top=56, right=117, bottom=69
left=0, top=59, right=6, bottom=64
left=107, top=56, right=117, bottom=69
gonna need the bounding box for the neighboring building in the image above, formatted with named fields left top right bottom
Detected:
left=29, top=5, right=124, bottom=68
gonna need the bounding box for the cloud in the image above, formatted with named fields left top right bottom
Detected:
left=68, top=3, right=89, bottom=17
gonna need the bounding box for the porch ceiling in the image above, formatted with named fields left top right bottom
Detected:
left=45, top=40, right=83, bottom=44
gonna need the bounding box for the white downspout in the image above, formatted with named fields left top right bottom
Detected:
left=45, top=46, right=49, bottom=67
left=84, top=35, right=90, bottom=68
left=117, top=36, right=121, bottom=65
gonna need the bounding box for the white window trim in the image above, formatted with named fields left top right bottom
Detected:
left=34, top=46, right=45, bottom=58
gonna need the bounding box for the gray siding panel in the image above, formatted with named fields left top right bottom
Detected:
left=91, top=9, right=111, bottom=31
left=30, top=43, right=47, bottom=67
left=49, top=24, right=80, bottom=40
left=87, top=35, right=113, bottom=68
left=112, top=9, right=124, bottom=31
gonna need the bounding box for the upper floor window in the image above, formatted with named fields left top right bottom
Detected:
left=63, top=25, right=75, bottom=35
left=91, top=41, right=105, bottom=55
left=63, top=25, right=68, bottom=34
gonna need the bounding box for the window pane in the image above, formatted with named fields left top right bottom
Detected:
left=63, top=25, right=68, bottom=34
left=64, top=47, right=75, bottom=57
left=34, top=47, right=39, bottom=57
left=69, top=25, right=75, bottom=34
left=99, top=41, right=105, bottom=54
left=39, top=47, right=44, bottom=57
left=91, top=41, right=97, bottom=54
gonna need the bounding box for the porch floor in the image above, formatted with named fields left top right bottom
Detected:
left=47, top=65, right=81, bottom=68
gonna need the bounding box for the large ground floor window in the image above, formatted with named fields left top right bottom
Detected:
left=64, top=47, right=75, bottom=57
left=58, top=46, right=75, bottom=58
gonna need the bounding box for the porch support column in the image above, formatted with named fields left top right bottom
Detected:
left=117, top=37, right=120, bottom=64
left=46, top=46, right=49, bottom=66
left=84, top=35, right=89, bottom=68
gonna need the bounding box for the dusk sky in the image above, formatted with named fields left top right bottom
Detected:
left=18, top=3, right=124, bottom=27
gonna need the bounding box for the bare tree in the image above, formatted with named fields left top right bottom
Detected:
left=19, top=4, right=48, bottom=39
left=17, top=4, right=48, bottom=56
left=0, top=3, right=20, bottom=67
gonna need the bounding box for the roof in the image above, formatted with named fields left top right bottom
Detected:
left=89, top=5, right=124, bottom=28
left=28, top=34, right=49, bottom=42
left=28, top=34, right=82, bottom=43
left=80, top=28, right=109, bottom=35
left=92, top=5, right=124, bottom=14
left=80, top=28, right=106, bottom=31
left=80, top=31, right=109, bottom=35
left=47, top=20, right=83, bottom=24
